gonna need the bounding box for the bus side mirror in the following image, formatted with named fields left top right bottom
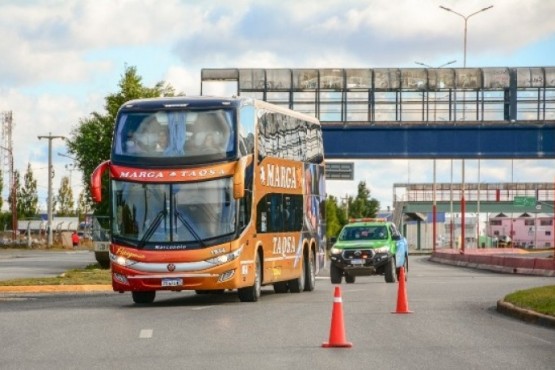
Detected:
left=233, top=155, right=252, bottom=199
left=90, top=160, right=110, bottom=203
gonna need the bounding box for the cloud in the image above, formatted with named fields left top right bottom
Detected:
left=1, top=0, right=554, bottom=211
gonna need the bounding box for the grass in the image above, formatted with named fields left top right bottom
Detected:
left=504, top=285, right=555, bottom=317
left=0, top=263, right=111, bottom=286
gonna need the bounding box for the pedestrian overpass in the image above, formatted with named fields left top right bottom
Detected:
left=201, top=67, right=555, bottom=159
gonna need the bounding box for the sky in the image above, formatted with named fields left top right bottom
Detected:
left=0, top=0, right=554, bottom=213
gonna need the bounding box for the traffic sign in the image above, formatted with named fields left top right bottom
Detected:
left=325, top=162, right=354, bottom=180
left=513, top=196, right=536, bottom=207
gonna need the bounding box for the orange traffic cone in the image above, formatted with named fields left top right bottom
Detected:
left=392, top=267, right=412, bottom=314
left=322, top=286, right=353, bottom=348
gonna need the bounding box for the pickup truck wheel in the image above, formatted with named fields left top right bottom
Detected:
left=330, top=263, right=343, bottom=284
left=396, top=254, right=408, bottom=281
left=345, top=275, right=356, bottom=284
left=384, top=257, right=397, bottom=283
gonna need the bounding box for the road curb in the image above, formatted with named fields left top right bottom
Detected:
left=496, top=299, right=555, bottom=328
left=0, top=285, right=112, bottom=293
left=429, top=252, right=555, bottom=277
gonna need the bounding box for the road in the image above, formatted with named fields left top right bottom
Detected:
left=0, top=249, right=96, bottom=281
left=1, top=256, right=554, bottom=369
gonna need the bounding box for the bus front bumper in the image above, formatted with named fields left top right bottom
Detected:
left=110, top=256, right=253, bottom=293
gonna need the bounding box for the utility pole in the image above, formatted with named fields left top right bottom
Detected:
left=38, top=133, right=65, bottom=247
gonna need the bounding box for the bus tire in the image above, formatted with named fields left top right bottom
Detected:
left=273, top=281, right=289, bottom=293
left=238, top=253, right=262, bottom=302
left=289, top=254, right=305, bottom=293
left=132, top=291, right=156, bottom=304
left=303, top=249, right=316, bottom=292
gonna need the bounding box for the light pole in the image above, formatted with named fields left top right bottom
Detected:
left=414, top=60, right=457, bottom=69
left=439, top=5, right=494, bottom=68
left=38, top=133, right=66, bottom=247
left=414, top=60, right=456, bottom=251
left=440, top=4, right=493, bottom=252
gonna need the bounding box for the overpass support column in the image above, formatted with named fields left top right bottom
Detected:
left=504, top=69, right=518, bottom=121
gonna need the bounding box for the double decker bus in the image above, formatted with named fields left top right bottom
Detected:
left=91, top=96, right=326, bottom=303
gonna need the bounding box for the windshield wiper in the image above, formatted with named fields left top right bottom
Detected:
left=174, top=209, right=205, bottom=247
left=137, top=210, right=166, bottom=249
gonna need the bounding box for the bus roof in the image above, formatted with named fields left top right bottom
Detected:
left=119, top=96, right=243, bottom=111
left=118, top=96, right=320, bottom=125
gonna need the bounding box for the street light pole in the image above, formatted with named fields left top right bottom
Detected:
left=439, top=5, right=494, bottom=68
left=439, top=4, right=493, bottom=252
left=38, top=133, right=65, bottom=247
left=414, top=60, right=456, bottom=251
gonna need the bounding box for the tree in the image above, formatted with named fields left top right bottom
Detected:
left=56, top=176, right=74, bottom=216
left=65, top=65, right=176, bottom=216
left=348, top=181, right=380, bottom=219
left=76, top=189, right=92, bottom=221
left=325, top=195, right=344, bottom=240
left=17, top=163, right=39, bottom=218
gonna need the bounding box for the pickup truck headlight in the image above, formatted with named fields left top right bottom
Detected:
left=330, top=247, right=342, bottom=255
left=373, top=246, right=390, bottom=254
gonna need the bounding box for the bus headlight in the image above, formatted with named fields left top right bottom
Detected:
left=207, top=246, right=243, bottom=266
left=110, top=252, right=138, bottom=267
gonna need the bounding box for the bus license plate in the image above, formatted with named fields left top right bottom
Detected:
left=161, top=278, right=183, bottom=287
left=350, top=259, right=364, bottom=265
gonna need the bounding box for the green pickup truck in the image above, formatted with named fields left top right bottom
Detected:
left=328, top=218, right=409, bottom=284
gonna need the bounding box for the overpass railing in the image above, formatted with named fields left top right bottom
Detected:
left=201, top=67, right=555, bottom=124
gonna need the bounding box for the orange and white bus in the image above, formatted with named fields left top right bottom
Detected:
left=91, top=96, right=326, bottom=303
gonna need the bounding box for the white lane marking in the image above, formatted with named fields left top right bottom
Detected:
left=191, top=306, right=214, bottom=311
left=139, top=329, right=153, bottom=339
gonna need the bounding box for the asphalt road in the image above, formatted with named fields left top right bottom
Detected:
left=1, top=256, right=554, bottom=370
left=0, top=249, right=96, bottom=281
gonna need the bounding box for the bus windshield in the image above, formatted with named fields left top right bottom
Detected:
left=112, top=178, right=236, bottom=248
left=113, top=109, right=235, bottom=158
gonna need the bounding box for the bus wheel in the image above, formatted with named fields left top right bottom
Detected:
left=132, top=291, right=156, bottom=304
left=238, top=254, right=261, bottom=302
left=289, top=255, right=305, bottom=293
left=273, top=281, right=289, bottom=293
left=303, top=250, right=316, bottom=292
